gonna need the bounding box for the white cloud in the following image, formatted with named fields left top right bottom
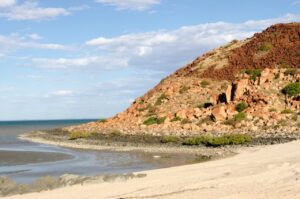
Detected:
left=0, top=33, right=71, bottom=55
left=49, top=90, right=74, bottom=97
left=95, top=0, right=160, bottom=11
left=0, top=0, right=15, bottom=7
left=85, top=14, right=300, bottom=71
left=0, top=1, right=70, bottom=21
left=32, top=56, right=128, bottom=70
left=28, top=33, right=42, bottom=40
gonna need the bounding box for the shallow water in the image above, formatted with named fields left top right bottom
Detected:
left=0, top=120, right=201, bottom=183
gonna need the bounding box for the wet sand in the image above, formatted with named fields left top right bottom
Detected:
left=5, top=140, right=300, bottom=199
left=0, top=150, right=73, bottom=167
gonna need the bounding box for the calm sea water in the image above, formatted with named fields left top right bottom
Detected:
left=0, top=120, right=196, bottom=183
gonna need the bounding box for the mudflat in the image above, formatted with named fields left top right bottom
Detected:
left=5, top=140, right=300, bottom=199
left=0, top=150, right=73, bottom=167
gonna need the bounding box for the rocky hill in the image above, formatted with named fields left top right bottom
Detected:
left=67, top=23, right=300, bottom=137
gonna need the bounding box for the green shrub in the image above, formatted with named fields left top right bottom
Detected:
left=282, top=83, right=300, bottom=97
left=200, top=80, right=210, bottom=88
left=196, top=103, right=204, bottom=109
left=179, top=85, right=190, bottom=94
left=281, top=109, right=294, bottom=114
left=69, top=131, right=91, bottom=140
left=234, top=112, right=247, bottom=122
left=242, top=69, right=262, bottom=81
left=235, top=102, right=248, bottom=112
left=99, top=119, right=107, bottom=123
left=259, top=42, right=273, bottom=52
left=161, top=135, right=180, bottom=143
left=155, top=93, right=167, bottom=106
left=269, top=108, right=277, bottom=112
left=138, top=99, right=145, bottom=104
left=170, top=116, right=181, bottom=122
left=157, top=117, right=167, bottom=124
left=183, top=134, right=252, bottom=147
left=143, top=116, right=166, bottom=126
left=143, top=117, right=157, bottom=125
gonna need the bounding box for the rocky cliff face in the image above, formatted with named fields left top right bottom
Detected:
left=67, top=23, right=300, bottom=137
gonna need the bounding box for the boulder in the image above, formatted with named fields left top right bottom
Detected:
left=225, top=84, right=232, bottom=103
left=233, top=78, right=248, bottom=101
left=259, top=68, right=274, bottom=85
left=211, top=105, right=227, bottom=121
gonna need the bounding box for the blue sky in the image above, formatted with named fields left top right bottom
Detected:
left=0, top=0, right=299, bottom=121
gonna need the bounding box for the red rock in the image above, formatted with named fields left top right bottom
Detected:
left=233, top=78, right=248, bottom=101
left=225, top=85, right=232, bottom=103
left=259, top=68, right=274, bottom=85
left=211, top=105, right=227, bottom=121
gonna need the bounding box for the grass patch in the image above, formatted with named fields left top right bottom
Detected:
left=269, top=108, right=277, bottom=112
left=281, top=109, right=294, bottom=114
left=138, top=99, right=145, bottom=104
left=143, top=116, right=166, bottom=126
left=179, top=85, right=190, bottom=94
left=161, top=135, right=181, bottom=143
left=170, top=116, right=181, bottom=122
left=200, top=80, right=210, bottom=88
left=155, top=93, right=167, bottom=106
left=282, top=82, right=300, bottom=97
left=182, top=134, right=252, bottom=147
left=258, top=42, right=273, bottom=52
left=69, top=131, right=92, bottom=140
left=235, top=102, right=248, bottom=112
left=242, top=69, right=262, bottom=81
left=234, top=112, right=247, bottom=122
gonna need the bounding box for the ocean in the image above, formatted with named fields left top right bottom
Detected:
left=0, top=120, right=196, bottom=183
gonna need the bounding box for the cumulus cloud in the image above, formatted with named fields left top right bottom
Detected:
left=95, top=0, right=160, bottom=11
left=28, top=33, right=43, bottom=40
left=25, top=14, right=300, bottom=72
left=0, top=33, right=71, bottom=55
left=0, top=1, right=70, bottom=21
left=32, top=56, right=128, bottom=70
left=48, top=90, right=74, bottom=97
left=0, top=0, right=15, bottom=7
left=85, top=14, right=300, bottom=72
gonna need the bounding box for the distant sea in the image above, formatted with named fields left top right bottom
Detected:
left=0, top=119, right=195, bottom=183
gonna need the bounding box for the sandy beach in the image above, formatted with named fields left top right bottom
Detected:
left=4, top=139, right=300, bottom=199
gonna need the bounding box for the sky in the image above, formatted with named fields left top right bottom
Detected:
left=0, top=0, right=299, bottom=121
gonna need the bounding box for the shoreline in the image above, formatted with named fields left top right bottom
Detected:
left=5, top=138, right=300, bottom=198
left=19, top=130, right=240, bottom=158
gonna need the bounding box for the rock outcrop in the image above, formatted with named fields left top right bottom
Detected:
left=66, top=23, right=300, bottom=137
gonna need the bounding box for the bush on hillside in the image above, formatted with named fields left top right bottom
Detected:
left=282, top=82, right=300, bottom=97
left=235, top=102, right=248, bottom=112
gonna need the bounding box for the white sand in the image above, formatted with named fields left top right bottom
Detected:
left=5, top=140, right=300, bottom=199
